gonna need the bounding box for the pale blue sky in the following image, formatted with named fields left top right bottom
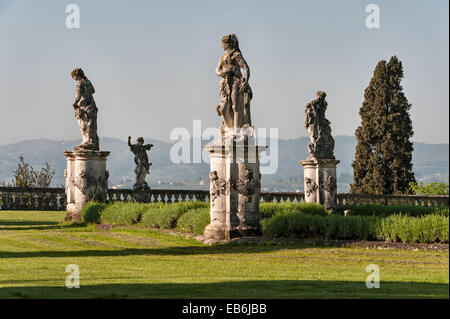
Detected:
left=0, top=0, right=448, bottom=145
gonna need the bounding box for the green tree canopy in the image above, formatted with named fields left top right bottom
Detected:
left=351, top=56, right=415, bottom=194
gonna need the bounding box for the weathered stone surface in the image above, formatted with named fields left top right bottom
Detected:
left=70, top=68, right=100, bottom=151
left=64, top=151, right=110, bottom=222
left=215, top=34, right=253, bottom=142
left=304, top=91, right=335, bottom=160
left=128, top=136, right=153, bottom=190
left=205, top=35, right=266, bottom=241
left=301, top=91, right=339, bottom=211
left=204, top=143, right=266, bottom=241
left=300, top=159, right=339, bottom=211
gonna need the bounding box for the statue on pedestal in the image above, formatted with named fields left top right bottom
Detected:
left=301, top=91, right=339, bottom=212
left=71, top=68, right=99, bottom=151
left=204, top=34, right=266, bottom=242
left=304, top=91, right=335, bottom=160
left=215, top=34, right=253, bottom=140
left=128, top=136, right=153, bottom=190
left=65, top=68, right=109, bottom=223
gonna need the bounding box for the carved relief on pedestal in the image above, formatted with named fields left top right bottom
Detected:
left=322, top=172, right=336, bottom=194
left=233, top=168, right=259, bottom=204
left=322, top=171, right=337, bottom=210
left=209, top=170, right=229, bottom=206
left=73, top=169, right=109, bottom=201
left=305, top=177, right=318, bottom=198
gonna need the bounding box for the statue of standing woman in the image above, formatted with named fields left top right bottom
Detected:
left=215, top=34, right=253, bottom=139
left=71, top=68, right=99, bottom=151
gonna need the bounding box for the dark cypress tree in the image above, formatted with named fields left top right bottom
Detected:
left=351, top=56, right=415, bottom=194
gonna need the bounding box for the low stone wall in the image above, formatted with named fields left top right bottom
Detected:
left=0, top=187, right=67, bottom=211
left=337, top=193, right=449, bottom=207
left=0, top=187, right=448, bottom=211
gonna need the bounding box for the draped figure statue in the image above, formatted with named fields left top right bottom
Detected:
left=71, top=68, right=99, bottom=151
left=215, top=34, right=253, bottom=139
left=304, top=91, right=335, bottom=160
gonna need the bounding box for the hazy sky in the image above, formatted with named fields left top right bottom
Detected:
left=0, top=0, right=448, bottom=145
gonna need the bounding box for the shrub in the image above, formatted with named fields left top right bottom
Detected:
left=176, top=208, right=210, bottom=235
left=377, top=214, right=449, bottom=243
left=409, top=181, right=449, bottom=195
left=140, top=201, right=208, bottom=229
left=81, top=201, right=107, bottom=224
left=336, top=204, right=448, bottom=218
left=262, top=211, right=448, bottom=243
left=100, top=201, right=148, bottom=225
left=259, top=202, right=327, bottom=218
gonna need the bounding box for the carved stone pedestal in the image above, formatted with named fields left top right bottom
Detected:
left=203, top=141, right=267, bottom=241
left=64, top=151, right=110, bottom=222
left=299, top=159, right=340, bottom=211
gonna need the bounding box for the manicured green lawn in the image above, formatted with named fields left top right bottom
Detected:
left=0, top=211, right=448, bottom=299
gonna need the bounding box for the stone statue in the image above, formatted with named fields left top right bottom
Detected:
left=128, top=136, right=153, bottom=190
left=71, top=68, right=99, bottom=151
left=215, top=34, right=253, bottom=139
left=304, top=91, right=335, bottom=160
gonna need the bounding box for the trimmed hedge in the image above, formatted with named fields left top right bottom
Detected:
left=378, top=214, right=449, bottom=243
left=80, top=201, right=107, bottom=224
left=79, top=200, right=449, bottom=243
left=262, top=211, right=449, bottom=243
left=260, top=202, right=327, bottom=218
left=336, top=204, right=449, bottom=217
left=100, top=201, right=150, bottom=225
left=140, top=201, right=209, bottom=229
left=176, top=208, right=210, bottom=235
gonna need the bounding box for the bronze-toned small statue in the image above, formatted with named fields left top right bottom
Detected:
left=71, top=68, right=99, bottom=151
left=128, top=136, right=153, bottom=190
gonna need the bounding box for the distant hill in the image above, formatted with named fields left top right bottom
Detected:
left=0, top=137, right=448, bottom=192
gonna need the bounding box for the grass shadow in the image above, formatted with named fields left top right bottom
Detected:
left=0, top=280, right=448, bottom=299
left=0, top=222, right=87, bottom=231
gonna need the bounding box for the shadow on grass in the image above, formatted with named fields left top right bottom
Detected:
left=0, top=222, right=87, bottom=231
left=0, top=280, right=448, bottom=299
left=0, top=239, right=369, bottom=258
left=0, top=220, right=60, bottom=226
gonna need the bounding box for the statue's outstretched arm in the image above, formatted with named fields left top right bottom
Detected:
left=127, top=136, right=132, bottom=147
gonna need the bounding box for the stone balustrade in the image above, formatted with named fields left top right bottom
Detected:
left=0, top=187, right=448, bottom=211
left=0, top=187, right=67, bottom=211
left=336, top=193, right=449, bottom=207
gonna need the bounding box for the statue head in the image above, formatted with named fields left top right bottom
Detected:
left=316, top=91, right=326, bottom=100
left=137, top=137, right=144, bottom=145
left=221, top=34, right=239, bottom=51
left=71, top=68, right=86, bottom=81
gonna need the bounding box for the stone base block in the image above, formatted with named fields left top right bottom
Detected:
left=64, top=150, right=110, bottom=223
left=203, top=141, right=266, bottom=242
left=204, top=223, right=262, bottom=241
left=299, top=158, right=340, bottom=211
